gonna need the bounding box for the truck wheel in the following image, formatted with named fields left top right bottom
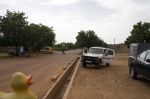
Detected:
left=131, top=67, right=137, bottom=79
left=106, top=63, right=110, bottom=66
left=82, top=62, right=86, bottom=68
left=97, top=62, right=102, bottom=69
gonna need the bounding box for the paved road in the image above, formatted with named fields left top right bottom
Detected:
left=68, top=54, right=150, bottom=99
left=0, top=50, right=80, bottom=98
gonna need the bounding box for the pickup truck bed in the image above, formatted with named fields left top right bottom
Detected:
left=128, top=43, right=150, bottom=73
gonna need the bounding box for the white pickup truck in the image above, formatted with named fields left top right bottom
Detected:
left=82, top=47, right=115, bottom=68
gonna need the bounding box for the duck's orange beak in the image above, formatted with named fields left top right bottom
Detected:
left=27, top=75, right=34, bottom=86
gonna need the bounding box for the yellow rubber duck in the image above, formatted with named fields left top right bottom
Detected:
left=0, top=72, right=37, bottom=99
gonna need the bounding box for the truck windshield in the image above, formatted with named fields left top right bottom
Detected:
left=88, top=48, right=103, bottom=54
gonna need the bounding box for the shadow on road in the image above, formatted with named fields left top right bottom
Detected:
left=81, top=64, right=110, bottom=69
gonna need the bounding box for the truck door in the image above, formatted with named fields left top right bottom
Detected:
left=103, top=49, right=115, bottom=64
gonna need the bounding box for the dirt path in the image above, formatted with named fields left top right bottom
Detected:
left=68, top=54, right=150, bottom=99
left=0, top=50, right=80, bottom=98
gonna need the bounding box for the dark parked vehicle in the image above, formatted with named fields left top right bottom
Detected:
left=129, top=43, right=150, bottom=79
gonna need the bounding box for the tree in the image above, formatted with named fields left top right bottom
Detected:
left=24, top=23, right=55, bottom=51
left=54, top=42, right=76, bottom=51
left=76, top=30, right=107, bottom=48
left=125, top=22, right=150, bottom=47
left=76, top=30, right=87, bottom=48
left=65, top=42, right=76, bottom=49
left=0, top=10, right=28, bottom=55
left=0, top=33, right=9, bottom=46
left=0, top=10, right=56, bottom=55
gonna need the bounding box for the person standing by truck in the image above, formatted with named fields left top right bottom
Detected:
left=83, top=47, right=88, bottom=54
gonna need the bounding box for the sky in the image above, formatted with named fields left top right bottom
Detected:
left=0, top=0, right=150, bottom=44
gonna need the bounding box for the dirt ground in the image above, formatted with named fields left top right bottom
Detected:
left=0, top=50, right=80, bottom=99
left=68, top=54, right=150, bottom=99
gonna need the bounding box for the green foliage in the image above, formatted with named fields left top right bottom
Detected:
left=25, top=24, right=55, bottom=51
left=125, top=22, right=150, bottom=47
left=76, top=30, right=107, bottom=48
left=0, top=10, right=56, bottom=55
left=54, top=42, right=76, bottom=51
left=0, top=10, right=28, bottom=47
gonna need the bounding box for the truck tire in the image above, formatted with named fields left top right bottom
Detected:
left=106, top=63, right=110, bottom=66
left=131, top=67, right=137, bottom=79
left=97, top=61, right=102, bottom=69
left=82, top=62, right=86, bottom=68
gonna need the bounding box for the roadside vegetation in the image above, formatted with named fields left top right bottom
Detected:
left=54, top=30, right=108, bottom=51
left=76, top=30, right=108, bottom=48
left=0, top=10, right=150, bottom=56
left=125, top=22, right=150, bottom=47
left=54, top=42, right=77, bottom=51
left=0, top=10, right=55, bottom=56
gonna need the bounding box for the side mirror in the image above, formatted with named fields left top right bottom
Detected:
left=146, top=59, right=150, bottom=63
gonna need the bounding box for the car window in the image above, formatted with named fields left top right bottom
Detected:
left=139, top=51, right=147, bottom=60
left=145, top=52, right=150, bottom=60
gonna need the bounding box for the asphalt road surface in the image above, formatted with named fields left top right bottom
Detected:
left=0, top=50, right=80, bottom=98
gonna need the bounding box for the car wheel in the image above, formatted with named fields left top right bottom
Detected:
left=106, top=63, right=110, bottom=66
left=131, top=67, right=137, bottom=79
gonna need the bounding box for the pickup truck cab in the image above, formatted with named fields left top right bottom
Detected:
left=131, top=50, right=150, bottom=79
left=82, top=47, right=115, bottom=68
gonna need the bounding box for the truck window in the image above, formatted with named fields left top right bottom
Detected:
left=145, top=52, right=150, bottom=61
left=88, top=48, right=103, bottom=54
left=139, top=51, right=147, bottom=60
left=108, top=50, right=113, bottom=55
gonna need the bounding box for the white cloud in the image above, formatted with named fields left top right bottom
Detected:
left=84, top=0, right=150, bottom=43
left=42, top=0, right=80, bottom=5
left=0, top=0, right=150, bottom=44
left=91, top=0, right=131, bottom=9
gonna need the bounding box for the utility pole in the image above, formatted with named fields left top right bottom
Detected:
left=114, top=38, right=115, bottom=50
left=114, top=38, right=115, bottom=45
